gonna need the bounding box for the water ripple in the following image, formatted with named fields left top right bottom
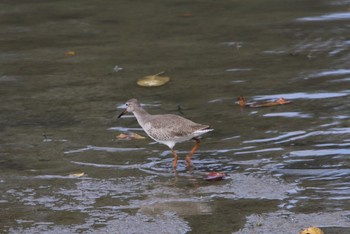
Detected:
left=243, top=131, right=305, bottom=143
left=234, top=147, right=283, bottom=155
left=263, top=112, right=312, bottom=118
left=275, top=168, right=350, bottom=177
left=71, top=161, right=142, bottom=169
left=290, top=148, right=350, bottom=157
left=64, top=145, right=145, bottom=154
left=297, top=12, right=350, bottom=22
left=275, top=127, right=350, bottom=144
left=309, top=69, right=350, bottom=78
left=254, top=92, right=349, bottom=100
left=108, top=126, right=143, bottom=132
left=225, top=68, right=252, bottom=72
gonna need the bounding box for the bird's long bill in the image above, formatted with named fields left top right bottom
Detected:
left=118, top=109, right=127, bottom=118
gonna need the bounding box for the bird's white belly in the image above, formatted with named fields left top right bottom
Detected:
left=155, top=136, right=192, bottom=149
left=141, top=122, right=212, bottom=149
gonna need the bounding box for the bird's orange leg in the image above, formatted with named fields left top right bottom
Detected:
left=171, top=149, right=179, bottom=169
left=186, top=138, right=201, bottom=167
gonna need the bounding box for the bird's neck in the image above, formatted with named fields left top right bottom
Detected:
left=133, top=108, right=151, bottom=126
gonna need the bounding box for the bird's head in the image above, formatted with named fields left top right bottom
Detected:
left=118, top=98, right=140, bottom=118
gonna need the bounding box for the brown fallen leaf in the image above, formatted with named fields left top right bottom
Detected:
left=116, top=132, right=145, bottom=140
left=237, top=95, right=251, bottom=107
left=116, top=133, right=129, bottom=139
left=236, top=96, right=291, bottom=108
left=249, top=97, right=291, bottom=108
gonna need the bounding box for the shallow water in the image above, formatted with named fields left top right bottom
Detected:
left=1, top=0, right=350, bottom=233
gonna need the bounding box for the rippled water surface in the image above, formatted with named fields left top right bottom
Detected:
left=1, top=0, right=350, bottom=233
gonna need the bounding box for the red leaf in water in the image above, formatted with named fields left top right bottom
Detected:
left=205, top=172, right=225, bottom=181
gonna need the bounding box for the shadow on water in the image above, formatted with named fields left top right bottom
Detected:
left=1, top=0, right=350, bottom=233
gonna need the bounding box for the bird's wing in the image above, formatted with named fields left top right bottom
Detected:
left=147, top=114, right=209, bottom=139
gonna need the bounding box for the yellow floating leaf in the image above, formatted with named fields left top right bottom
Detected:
left=299, top=226, right=324, bottom=234
left=69, top=172, right=85, bottom=178
left=137, top=72, right=170, bottom=87
left=64, top=50, right=76, bottom=56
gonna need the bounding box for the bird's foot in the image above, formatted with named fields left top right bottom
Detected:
left=185, top=156, right=192, bottom=168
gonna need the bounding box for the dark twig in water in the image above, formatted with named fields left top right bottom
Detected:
left=43, top=133, right=53, bottom=142
left=177, top=104, right=184, bottom=115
